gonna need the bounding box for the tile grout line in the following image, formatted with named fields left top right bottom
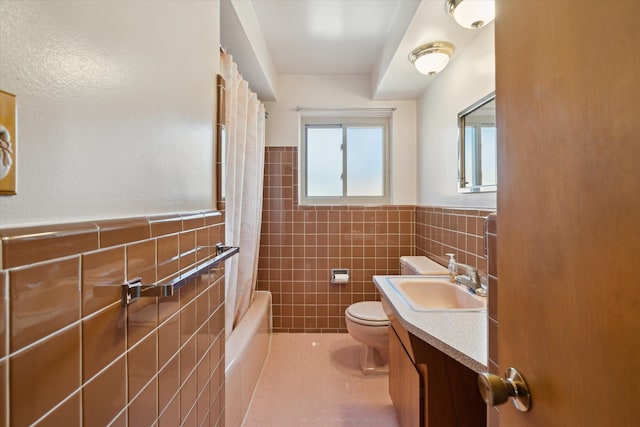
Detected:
left=108, top=407, right=127, bottom=426
left=154, top=233, right=160, bottom=425
left=78, top=256, right=84, bottom=426
left=6, top=316, right=82, bottom=359
left=123, top=244, right=129, bottom=427
left=3, top=271, right=9, bottom=427
left=30, top=384, right=81, bottom=426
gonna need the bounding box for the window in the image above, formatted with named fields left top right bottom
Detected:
left=301, top=116, right=390, bottom=205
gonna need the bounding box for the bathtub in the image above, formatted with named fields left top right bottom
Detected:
left=225, top=290, right=272, bottom=427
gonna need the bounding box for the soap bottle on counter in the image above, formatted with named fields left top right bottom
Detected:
left=446, top=253, right=456, bottom=283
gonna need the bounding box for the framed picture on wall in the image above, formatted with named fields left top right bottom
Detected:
left=0, top=89, right=17, bottom=195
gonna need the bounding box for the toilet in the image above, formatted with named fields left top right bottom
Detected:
left=345, top=256, right=448, bottom=375
left=345, top=301, right=390, bottom=375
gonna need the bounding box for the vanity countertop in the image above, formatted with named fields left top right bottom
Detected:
left=373, top=275, right=488, bottom=373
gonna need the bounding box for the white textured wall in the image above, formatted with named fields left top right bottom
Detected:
left=265, top=74, right=417, bottom=205
left=0, top=0, right=220, bottom=227
left=417, top=23, right=496, bottom=209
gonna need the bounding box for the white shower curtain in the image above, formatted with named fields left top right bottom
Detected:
left=221, top=53, right=266, bottom=339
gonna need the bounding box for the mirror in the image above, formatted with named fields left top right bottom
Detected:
left=458, top=92, right=496, bottom=193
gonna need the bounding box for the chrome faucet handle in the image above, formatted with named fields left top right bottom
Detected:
left=453, top=262, right=482, bottom=292
left=453, top=262, right=478, bottom=277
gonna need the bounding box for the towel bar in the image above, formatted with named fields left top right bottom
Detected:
left=121, top=244, right=239, bottom=306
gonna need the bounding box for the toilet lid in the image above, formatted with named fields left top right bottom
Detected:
left=346, top=301, right=388, bottom=323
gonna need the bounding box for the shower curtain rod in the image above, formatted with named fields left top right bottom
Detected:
left=295, top=106, right=396, bottom=112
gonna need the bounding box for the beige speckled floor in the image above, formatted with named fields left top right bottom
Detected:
left=243, top=333, right=399, bottom=426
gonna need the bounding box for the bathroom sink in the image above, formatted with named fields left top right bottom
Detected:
left=383, top=276, right=486, bottom=312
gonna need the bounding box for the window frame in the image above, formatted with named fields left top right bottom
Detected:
left=300, top=115, right=391, bottom=205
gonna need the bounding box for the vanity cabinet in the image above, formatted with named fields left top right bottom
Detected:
left=389, top=325, right=421, bottom=426
left=388, top=315, right=486, bottom=427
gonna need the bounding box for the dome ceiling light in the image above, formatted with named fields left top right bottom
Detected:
left=446, top=0, right=495, bottom=29
left=408, top=42, right=455, bottom=76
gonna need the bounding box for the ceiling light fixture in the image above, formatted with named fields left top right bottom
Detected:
left=445, top=0, right=495, bottom=29
left=409, top=42, right=454, bottom=76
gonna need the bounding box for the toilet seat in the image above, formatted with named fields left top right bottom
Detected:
left=345, top=301, right=389, bottom=327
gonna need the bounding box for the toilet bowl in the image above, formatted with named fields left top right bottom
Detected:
left=345, top=301, right=389, bottom=375
left=345, top=256, right=448, bottom=375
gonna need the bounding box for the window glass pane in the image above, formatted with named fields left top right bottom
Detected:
left=464, top=126, right=476, bottom=187
left=306, top=126, right=343, bottom=197
left=346, top=127, right=384, bottom=196
left=480, top=126, right=497, bottom=186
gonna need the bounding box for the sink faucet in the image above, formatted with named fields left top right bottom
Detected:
left=453, top=262, right=486, bottom=297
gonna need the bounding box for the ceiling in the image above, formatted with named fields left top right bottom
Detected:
left=251, top=0, right=412, bottom=75
left=221, top=0, right=490, bottom=101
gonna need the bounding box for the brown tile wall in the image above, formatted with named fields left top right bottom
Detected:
left=259, top=147, right=415, bottom=333
left=0, top=211, right=226, bottom=427
left=485, top=213, right=499, bottom=427
left=415, top=206, right=494, bottom=275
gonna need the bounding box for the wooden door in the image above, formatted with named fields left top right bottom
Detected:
left=495, top=1, right=640, bottom=425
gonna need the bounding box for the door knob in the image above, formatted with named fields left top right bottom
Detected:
left=478, top=367, right=531, bottom=412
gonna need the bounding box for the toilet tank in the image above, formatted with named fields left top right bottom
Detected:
left=399, top=256, right=448, bottom=275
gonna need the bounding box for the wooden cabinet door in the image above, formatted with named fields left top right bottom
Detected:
left=495, top=0, right=640, bottom=425
left=389, top=327, right=421, bottom=427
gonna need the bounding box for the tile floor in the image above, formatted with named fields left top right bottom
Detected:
left=243, top=333, right=399, bottom=426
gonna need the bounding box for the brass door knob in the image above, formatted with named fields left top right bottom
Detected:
left=478, top=367, right=531, bottom=412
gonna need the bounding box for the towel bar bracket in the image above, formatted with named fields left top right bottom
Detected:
left=122, top=279, right=141, bottom=306
left=121, top=278, right=175, bottom=306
